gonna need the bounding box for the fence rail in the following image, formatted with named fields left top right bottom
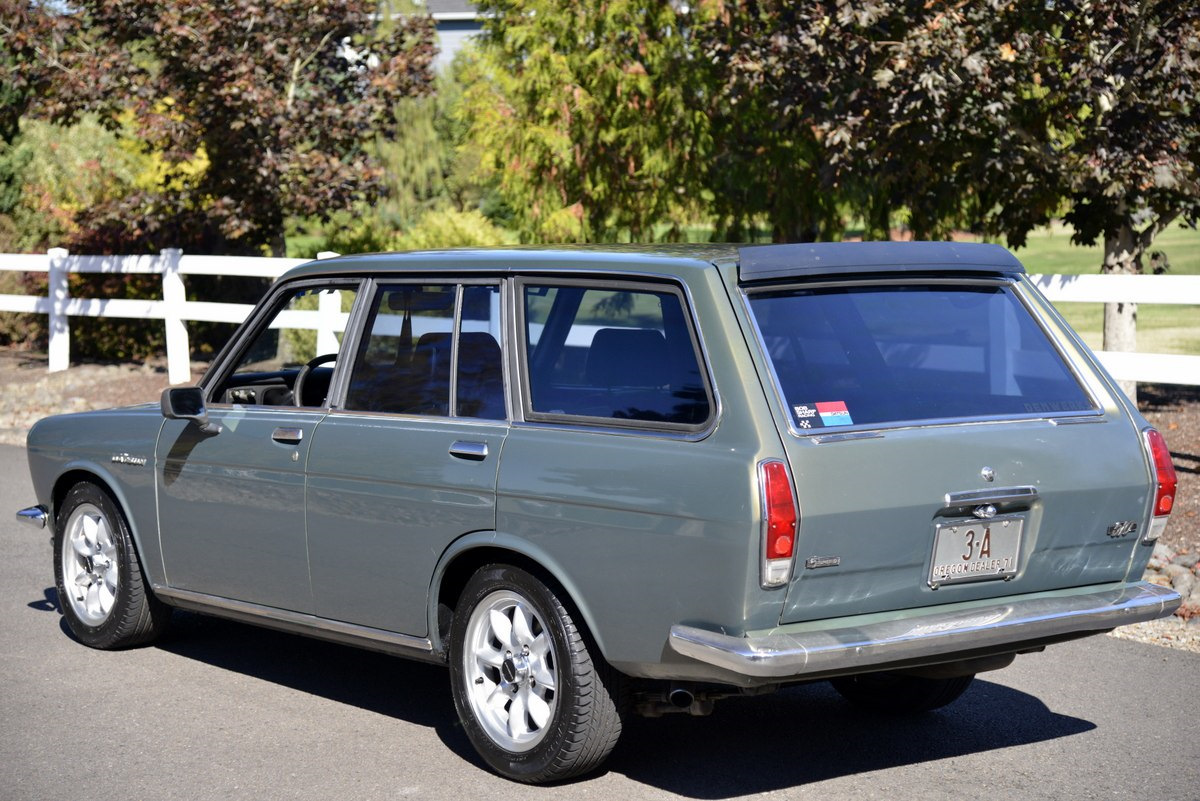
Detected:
left=1, top=249, right=1198, bottom=387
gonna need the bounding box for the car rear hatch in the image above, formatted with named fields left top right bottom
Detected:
left=735, top=243, right=1154, bottom=625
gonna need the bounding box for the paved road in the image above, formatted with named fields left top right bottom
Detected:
left=1, top=443, right=1196, bottom=801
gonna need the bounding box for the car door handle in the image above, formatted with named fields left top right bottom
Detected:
left=449, top=441, right=488, bottom=461
left=272, top=427, right=304, bottom=445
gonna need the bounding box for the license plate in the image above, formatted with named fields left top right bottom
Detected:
left=928, top=515, right=1023, bottom=588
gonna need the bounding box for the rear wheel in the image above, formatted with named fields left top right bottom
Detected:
left=53, top=482, right=169, bottom=649
left=449, top=564, right=623, bottom=783
left=831, top=672, right=974, bottom=714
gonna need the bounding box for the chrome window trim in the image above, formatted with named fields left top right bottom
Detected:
left=513, top=275, right=720, bottom=437
left=738, top=276, right=1103, bottom=440
left=322, top=407, right=509, bottom=428
left=339, top=278, right=509, bottom=421
left=509, top=418, right=716, bottom=443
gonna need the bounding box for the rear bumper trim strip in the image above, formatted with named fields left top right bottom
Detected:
left=669, top=581, right=1181, bottom=680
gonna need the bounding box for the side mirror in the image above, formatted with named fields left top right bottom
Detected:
left=161, top=387, right=221, bottom=435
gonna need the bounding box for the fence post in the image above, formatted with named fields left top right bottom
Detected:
left=47, top=247, right=69, bottom=373
left=315, top=251, right=341, bottom=356
left=160, top=248, right=190, bottom=385
left=317, top=289, right=341, bottom=355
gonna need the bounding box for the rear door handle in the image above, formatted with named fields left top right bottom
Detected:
left=272, top=427, right=304, bottom=445
left=449, top=441, right=488, bottom=461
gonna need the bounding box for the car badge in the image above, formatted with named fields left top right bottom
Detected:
left=111, top=453, right=147, bottom=467
left=981, top=466, right=995, bottom=482
left=1107, top=521, right=1138, bottom=538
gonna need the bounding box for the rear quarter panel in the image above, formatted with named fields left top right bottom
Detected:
left=494, top=267, right=792, bottom=678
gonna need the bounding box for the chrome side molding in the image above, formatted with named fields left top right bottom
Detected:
left=16, top=505, right=48, bottom=530
left=155, top=587, right=440, bottom=662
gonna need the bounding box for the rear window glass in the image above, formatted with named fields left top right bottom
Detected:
left=746, top=283, right=1095, bottom=430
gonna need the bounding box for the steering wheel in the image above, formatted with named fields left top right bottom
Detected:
left=293, top=353, right=339, bottom=407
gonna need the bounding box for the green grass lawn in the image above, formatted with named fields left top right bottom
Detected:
left=1010, top=224, right=1200, bottom=354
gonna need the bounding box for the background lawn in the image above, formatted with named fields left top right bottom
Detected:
left=1012, top=224, right=1200, bottom=355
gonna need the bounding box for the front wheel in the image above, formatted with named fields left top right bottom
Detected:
left=830, top=672, right=975, bottom=714
left=448, top=564, right=624, bottom=783
left=53, top=482, right=170, bottom=649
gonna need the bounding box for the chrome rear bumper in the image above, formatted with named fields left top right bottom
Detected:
left=669, top=581, right=1181, bottom=681
left=16, top=505, right=48, bottom=530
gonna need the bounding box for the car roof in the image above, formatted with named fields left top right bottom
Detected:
left=279, top=241, right=1024, bottom=283
left=279, top=245, right=740, bottom=282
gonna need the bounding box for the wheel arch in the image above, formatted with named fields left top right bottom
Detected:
left=430, top=533, right=611, bottom=663
left=51, top=463, right=154, bottom=578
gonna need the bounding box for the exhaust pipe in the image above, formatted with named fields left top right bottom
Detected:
left=668, top=688, right=694, bottom=709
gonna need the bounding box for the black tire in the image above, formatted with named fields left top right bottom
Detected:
left=831, top=672, right=974, bottom=714
left=448, top=564, right=624, bottom=783
left=53, top=482, right=170, bottom=649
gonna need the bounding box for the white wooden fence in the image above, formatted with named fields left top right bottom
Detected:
left=0, top=249, right=1198, bottom=386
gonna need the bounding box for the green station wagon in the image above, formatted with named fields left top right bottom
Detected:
left=18, top=242, right=1181, bottom=782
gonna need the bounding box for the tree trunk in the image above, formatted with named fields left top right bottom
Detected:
left=864, top=195, right=890, bottom=241
left=1102, top=225, right=1140, bottom=402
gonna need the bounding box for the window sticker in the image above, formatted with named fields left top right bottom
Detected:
left=816, top=401, right=853, bottom=426
left=792, top=403, right=824, bottom=429
left=793, top=401, right=854, bottom=429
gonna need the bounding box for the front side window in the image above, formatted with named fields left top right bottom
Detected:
left=746, top=282, right=1095, bottom=431
left=523, top=282, right=712, bottom=428
left=214, top=283, right=358, bottom=407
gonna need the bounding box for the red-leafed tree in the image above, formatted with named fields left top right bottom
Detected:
left=8, top=0, right=436, bottom=256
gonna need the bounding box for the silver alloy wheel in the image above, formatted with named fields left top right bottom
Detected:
left=462, top=589, right=559, bottom=752
left=60, top=502, right=118, bottom=625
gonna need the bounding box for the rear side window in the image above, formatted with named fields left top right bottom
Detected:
left=522, top=283, right=712, bottom=428
left=746, top=282, right=1095, bottom=431
left=345, top=283, right=505, bottom=419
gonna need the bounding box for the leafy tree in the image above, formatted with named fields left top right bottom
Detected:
left=1023, top=2, right=1200, bottom=370
left=15, top=0, right=437, bottom=256
left=706, top=1, right=1054, bottom=241
left=712, top=0, right=1199, bottom=400
left=461, top=0, right=706, bottom=242
left=0, top=1, right=72, bottom=236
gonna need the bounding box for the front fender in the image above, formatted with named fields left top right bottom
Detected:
left=51, top=456, right=166, bottom=588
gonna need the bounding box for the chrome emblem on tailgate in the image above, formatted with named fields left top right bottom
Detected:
left=1107, top=521, right=1138, bottom=538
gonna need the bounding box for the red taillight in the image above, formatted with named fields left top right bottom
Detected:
left=1145, top=428, right=1177, bottom=515
left=760, top=460, right=797, bottom=587
left=1143, top=428, right=1177, bottom=542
